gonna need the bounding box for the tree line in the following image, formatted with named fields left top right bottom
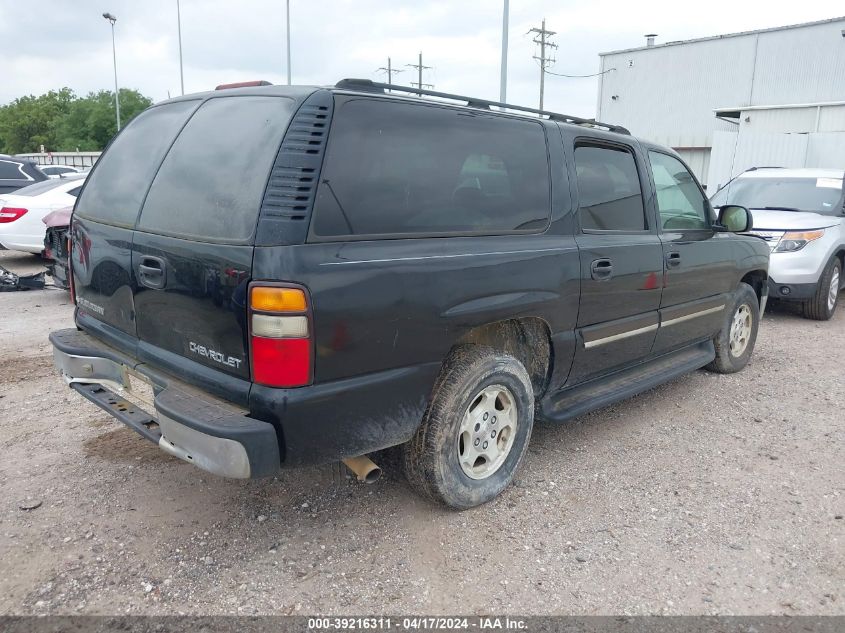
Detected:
left=0, top=88, right=152, bottom=154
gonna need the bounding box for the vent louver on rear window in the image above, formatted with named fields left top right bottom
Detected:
left=255, top=89, right=334, bottom=246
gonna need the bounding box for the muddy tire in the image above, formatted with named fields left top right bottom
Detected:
left=402, top=346, right=534, bottom=509
left=803, top=257, right=841, bottom=321
left=706, top=282, right=760, bottom=374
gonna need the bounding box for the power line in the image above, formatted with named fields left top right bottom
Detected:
left=377, top=57, right=404, bottom=88
left=528, top=18, right=557, bottom=112
left=406, top=52, right=433, bottom=94
left=544, top=67, right=616, bottom=78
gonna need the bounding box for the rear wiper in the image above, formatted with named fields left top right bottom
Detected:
left=761, top=206, right=807, bottom=213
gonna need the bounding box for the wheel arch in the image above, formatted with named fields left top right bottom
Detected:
left=455, top=317, right=553, bottom=398
left=740, top=269, right=768, bottom=308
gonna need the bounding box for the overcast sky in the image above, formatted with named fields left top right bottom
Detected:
left=1, top=1, right=842, bottom=118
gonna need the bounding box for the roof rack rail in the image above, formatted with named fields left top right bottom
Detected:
left=333, top=78, right=630, bottom=135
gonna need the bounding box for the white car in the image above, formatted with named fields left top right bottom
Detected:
left=711, top=167, right=845, bottom=320
left=40, top=165, right=83, bottom=178
left=0, top=173, right=86, bottom=253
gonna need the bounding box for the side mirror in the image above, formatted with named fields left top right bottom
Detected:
left=716, top=205, right=752, bottom=233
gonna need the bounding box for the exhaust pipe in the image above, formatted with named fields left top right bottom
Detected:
left=342, top=455, right=382, bottom=483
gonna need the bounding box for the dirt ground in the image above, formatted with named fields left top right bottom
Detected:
left=0, top=249, right=842, bottom=616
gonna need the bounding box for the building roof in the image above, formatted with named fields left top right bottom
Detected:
left=599, top=16, right=845, bottom=56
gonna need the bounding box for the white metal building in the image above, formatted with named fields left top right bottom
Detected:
left=596, top=17, right=845, bottom=191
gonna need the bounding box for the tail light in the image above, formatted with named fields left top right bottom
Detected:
left=0, top=207, right=28, bottom=223
left=249, top=284, right=312, bottom=387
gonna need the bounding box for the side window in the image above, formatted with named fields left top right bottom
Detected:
left=311, top=99, right=550, bottom=237
left=0, top=160, right=28, bottom=180
left=574, top=144, right=646, bottom=231
left=76, top=100, right=197, bottom=226
left=67, top=186, right=82, bottom=198
left=648, top=151, right=711, bottom=230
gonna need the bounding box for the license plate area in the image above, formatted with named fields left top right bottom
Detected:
left=119, top=371, right=156, bottom=412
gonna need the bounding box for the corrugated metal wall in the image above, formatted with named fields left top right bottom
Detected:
left=707, top=130, right=845, bottom=193
left=597, top=17, right=845, bottom=188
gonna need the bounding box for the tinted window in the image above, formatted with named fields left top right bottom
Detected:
left=311, top=99, right=550, bottom=237
left=575, top=145, right=645, bottom=231
left=648, top=151, right=711, bottom=230
left=138, top=96, right=295, bottom=242
left=43, top=166, right=75, bottom=176
left=75, top=100, right=197, bottom=226
left=11, top=178, right=68, bottom=196
left=68, top=186, right=82, bottom=198
left=0, top=160, right=28, bottom=180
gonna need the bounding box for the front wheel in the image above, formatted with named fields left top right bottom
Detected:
left=803, top=257, right=841, bottom=321
left=706, top=282, right=760, bottom=374
left=402, top=346, right=534, bottom=509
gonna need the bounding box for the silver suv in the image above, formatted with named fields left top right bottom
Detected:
left=711, top=168, right=845, bottom=320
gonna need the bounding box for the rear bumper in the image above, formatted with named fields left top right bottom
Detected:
left=50, top=328, right=280, bottom=478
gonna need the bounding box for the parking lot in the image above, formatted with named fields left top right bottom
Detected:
left=0, top=247, right=842, bottom=615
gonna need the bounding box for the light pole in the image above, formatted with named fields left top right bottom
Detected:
left=499, top=0, right=509, bottom=104
left=176, top=0, right=184, bottom=95
left=102, top=12, right=121, bottom=131
left=285, top=0, right=292, bottom=85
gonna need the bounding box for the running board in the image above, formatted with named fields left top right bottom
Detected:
left=539, top=340, right=715, bottom=423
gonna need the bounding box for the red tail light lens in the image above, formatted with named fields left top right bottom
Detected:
left=249, top=284, right=312, bottom=388
left=251, top=337, right=311, bottom=386
left=0, top=207, right=28, bottom=223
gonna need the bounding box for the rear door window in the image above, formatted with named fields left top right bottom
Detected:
left=75, top=100, right=197, bottom=227
left=311, top=99, right=550, bottom=237
left=137, top=96, right=295, bottom=243
left=575, top=144, right=646, bottom=231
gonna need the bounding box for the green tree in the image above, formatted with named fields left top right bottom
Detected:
left=0, top=87, right=152, bottom=153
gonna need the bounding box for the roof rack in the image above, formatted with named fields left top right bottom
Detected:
left=334, top=79, right=631, bottom=135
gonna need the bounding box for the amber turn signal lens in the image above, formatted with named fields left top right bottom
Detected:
left=251, top=287, right=307, bottom=312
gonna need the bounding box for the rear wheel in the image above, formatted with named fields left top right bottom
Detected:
left=803, top=257, right=841, bottom=321
left=403, top=346, right=534, bottom=509
left=706, top=282, right=760, bottom=374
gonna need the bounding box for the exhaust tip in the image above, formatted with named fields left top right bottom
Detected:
left=342, top=455, right=382, bottom=484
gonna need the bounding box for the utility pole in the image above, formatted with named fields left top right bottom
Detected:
left=377, top=57, right=404, bottom=88
left=406, top=52, right=433, bottom=94
left=529, top=18, right=557, bottom=112
left=499, top=0, right=509, bottom=103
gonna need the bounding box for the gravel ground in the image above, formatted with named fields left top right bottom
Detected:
left=0, top=249, right=842, bottom=616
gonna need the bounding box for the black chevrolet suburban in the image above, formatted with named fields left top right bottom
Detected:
left=50, top=80, right=769, bottom=508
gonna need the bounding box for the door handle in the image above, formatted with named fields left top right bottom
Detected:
left=138, top=256, right=166, bottom=289
left=590, top=258, right=613, bottom=280
left=666, top=251, right=682, bottom=268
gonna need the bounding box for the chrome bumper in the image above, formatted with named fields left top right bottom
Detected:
left=50, top=329, right=280, bottom=479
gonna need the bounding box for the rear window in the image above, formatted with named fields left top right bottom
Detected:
left=10, top=178, right=69, bottom=196
left=0, top=160, right=29, bottom=181
left=311, top=99, right=550, bottom=237
left=137, top=96, right=295, bottom=243
left=75, top=100, right=197, bottom=226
